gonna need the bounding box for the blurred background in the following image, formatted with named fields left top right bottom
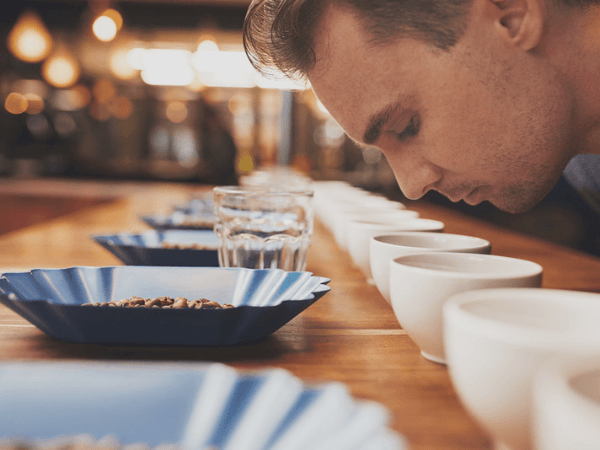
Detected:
left=0, top=0, right=381, bottom=187
left=1, top=0, right=598, bottom=256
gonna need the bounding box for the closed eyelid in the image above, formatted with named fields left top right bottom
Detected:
left=363, top=103, right=400, bottom=145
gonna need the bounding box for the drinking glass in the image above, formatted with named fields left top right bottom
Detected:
left=213, top=186, right=314, bottom=271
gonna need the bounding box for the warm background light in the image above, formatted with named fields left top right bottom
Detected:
left=65, top=85, right=92, bottom=110
left=93, top=15, right=118, bottom=42
left=166, top=101, right=188, bottom=123
left=41, top=45, right=80, bottom=88
left=103, top=9, right=123, bottom=31
left=126, top=48, right=146, bottom=70
left=110, top=96, right=134, bottom=119
left=92, top=79, right=116, bottom=104
left=139, top=49, right=195, bottom=86
left=5, top=93, right=28, bottom=115
left=109, top=48, right=138, bottom=80
left=89, top=102, right=111, bottom=121
left=238, top=153, right=254, bottom=173
left=7, top=11, right=53, bottom=63
left=24, top=93, right=45, bottom=114
left=197, top=36, right=219, bottom=52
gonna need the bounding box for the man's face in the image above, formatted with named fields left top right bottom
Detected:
left=307, top=4, right=576, bottom=213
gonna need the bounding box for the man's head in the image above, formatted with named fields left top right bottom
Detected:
left=244, top=0, right=600, bottom=213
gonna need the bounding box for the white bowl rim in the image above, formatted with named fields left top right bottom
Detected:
left=444, top=288, right=600, bottom=351
left=349, top=218, right=445, bottom=228
left=372, top=232, right=490, bottom=248
left=342, top=210, right=418, bottom=218
left=391, top=252, right=542, bottom=279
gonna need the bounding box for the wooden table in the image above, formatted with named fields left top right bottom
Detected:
left=1, top=178, right=599, bottom=450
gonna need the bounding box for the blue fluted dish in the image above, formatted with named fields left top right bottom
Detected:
left=141, top=211, right=215, bottom=231
left=92, top=230, right=219, bottom=266
left=0, top=266, right=330, bottom=346
left=173, top=197, right=215, bottom=215
left=0, top=361, right=407, bottom=450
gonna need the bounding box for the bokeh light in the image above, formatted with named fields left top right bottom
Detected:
left=26, top=114, right=50, bottom=138
left=238, top=153, right=254, bottom=173
left=65, top=85, right=92, bottom=110
left=54, top=112, right=77, bottom=137
left=110, top=96, right=134, bottom=119
left=7, top=11, right=53, bottom=63
left=93, top=79, right=116, bottom=104
left=41, top=45, right=80, bottom=88
left=92, top=15, right=118, bottom=42
left=102, top=9, right=123, bottom=31
left=89, top=102, right=111, bottom=121
left=24, top=93, right=45, bottom=114
left=5, top=93, right=28, bottom=115
left=110, top=48, right=138, bottom=80
left=166, top=101, right=188, bottom=123
left=196, top=36, right=219, bottom=52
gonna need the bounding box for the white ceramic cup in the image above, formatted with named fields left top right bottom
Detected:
left=318, top=197, right=406, bottom=232
left=347, top=218, right=445, bottom=282
left=334, top=210, right=419, bottom=251
left=370, top=232, right=492, bottom=305
left=533, top=355, right=600, bottom=450
left=443, top=288, right=600, bottom=450
left=390, top=252, right=543, bottom=364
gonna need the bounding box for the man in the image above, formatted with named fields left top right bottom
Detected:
left=243, top=0, right=600, bottom=214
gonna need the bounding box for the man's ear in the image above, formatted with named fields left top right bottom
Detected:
left=490, top=0, right=546, bottom=50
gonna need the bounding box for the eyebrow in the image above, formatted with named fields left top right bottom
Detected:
left=362, top=103, right=398, bottom=145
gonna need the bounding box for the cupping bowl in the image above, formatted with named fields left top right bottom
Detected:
left=391, top=253, right=542, bottom=364
left=333, top=209, right=419, bottom=252
left=347, top=218, right=445, bottom=282
left=370, top=232, right=491, bottom=305
left=0, top=361, right=407, bottom=450
left=533, top=355, right=600, bottom=450
left=92, top=230, right=219, bottom=266
left=0, top=266, right=330, bottom=346
left=443, top=288, right=600, bottom=450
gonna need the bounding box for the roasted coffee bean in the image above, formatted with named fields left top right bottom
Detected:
left=83, top=296, right=234, bottom=310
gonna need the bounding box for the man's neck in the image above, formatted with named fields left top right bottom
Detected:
left=544, top=4, right=600, bottom=155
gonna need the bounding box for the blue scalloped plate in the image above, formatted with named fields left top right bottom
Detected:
left=173, top=196, right=215, bottom=215
left=141, top=211, right=215, bottom=231
left=0, top=361, right=407, bottom=450
left=0, top=267, right=330, bottom=346
left=92, top=230, right=219, bottom=266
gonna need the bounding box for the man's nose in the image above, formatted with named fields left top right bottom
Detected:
left=393, top=160, right=442, bottom=200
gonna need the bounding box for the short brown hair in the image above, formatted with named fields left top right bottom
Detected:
left=243, top=0, right=600, bottom=82
left=243, top=0, right=474, bottom=82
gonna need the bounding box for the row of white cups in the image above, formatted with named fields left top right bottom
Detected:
left=312, top=180, right=600, bottom=450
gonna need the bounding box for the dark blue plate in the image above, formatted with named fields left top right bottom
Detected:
left=0, top=361, right=406, bottom=449
left=141, top=211, right=215, bottom=231
left=173, top=197, right=215, bottom=215
left=92, top=230, right=219, bottom=266
left=0, top=266, right=330, bottom=346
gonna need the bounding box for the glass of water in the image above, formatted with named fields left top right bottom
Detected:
left=213, top=185, right=314, bottom=271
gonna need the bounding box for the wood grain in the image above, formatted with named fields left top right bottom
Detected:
left=1, top=178, right=599, bottom=449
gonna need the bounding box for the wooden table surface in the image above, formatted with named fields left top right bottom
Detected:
left=1, top=178, right=599, bottom=450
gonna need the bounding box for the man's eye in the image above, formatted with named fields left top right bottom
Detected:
left=394, top=117, right=420, bottom=142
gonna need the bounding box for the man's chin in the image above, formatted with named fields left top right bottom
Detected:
left=490, top=194, right=546, bottom=214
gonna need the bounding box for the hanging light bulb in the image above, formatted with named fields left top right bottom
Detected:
left=103, top=9, right=123, bottom=31
left=7, top=10, right=53, bottom=63
left=41, top=44, right=80, bottom=88
left=92, top=8, right=123, bottom=42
